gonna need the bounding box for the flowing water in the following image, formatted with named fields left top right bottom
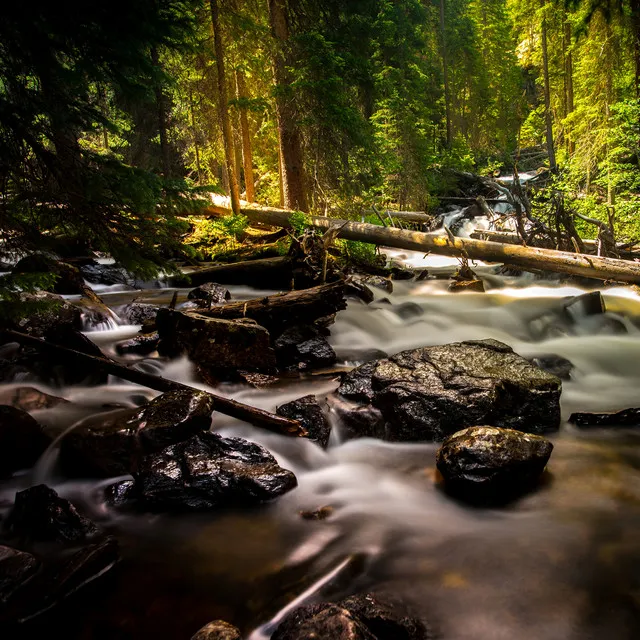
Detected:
left=3, top=250, right=640, bottom=639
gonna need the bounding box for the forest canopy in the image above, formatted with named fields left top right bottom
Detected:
left=0, top=0, right=638, bottom=276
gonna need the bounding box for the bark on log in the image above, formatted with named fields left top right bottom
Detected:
left=213, top=203, right=640, bottom=284
left=196, top=280, right=347, bottom=334
left=0, top=329, right=306, bottom=437
left=186, top=256, right=294, bottom=288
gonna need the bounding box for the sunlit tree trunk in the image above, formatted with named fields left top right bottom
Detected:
left=440, top=0, right=452, bottom=148
left=540, top=1, right=557, bottom=173
left=268, top=0, right=308, bottom=211
left=235, top=69, right=255, bottom=202
left=563, top=18, right=574, bottom=154
left=209, top=0, right=241, bottom=215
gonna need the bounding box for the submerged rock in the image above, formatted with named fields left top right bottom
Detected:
left=436, top=426, right=553, bottom=505
left=527, top=354, right=574, bottom=380
left=0, top=546, right=40, bottom=605
left=274, top=325, right=337, bottom=371
left=157, top=309, right=276, bottom=375
left=568, top=407, right=640, bottom=428
left=123, top=432, right=297, bottom=511
left=0, top=406, right=51, bottom=477
left=0, top=386, right=67, bottom=412
left=337, top=339, right=561, bottom=441
left=276, top=395, right=331, bottom=448
left=188, top=282, right=231, bottom=306
left=272, top=593, right=432, bottom=640
left=5, top=485, right=98, bottom=542
left=62, top=389, right=214, bottom=476
left=191, top=620, right=242, bottom=640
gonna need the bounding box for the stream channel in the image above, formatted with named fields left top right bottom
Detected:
left=3, top=247, right=640, bottom=639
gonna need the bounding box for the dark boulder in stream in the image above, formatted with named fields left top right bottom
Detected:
left=337, top=339, right=561, bottom=441
left=436, top=426, right=553, bottom=505
left=122, top=302, right=159, bottom=325
left=0, top=545, right=40, bottom=605
left=61, top=389, right=215, bottom=476
left=568, top=407, right=640, bottom=428
left=272, top=592, right=432, bottom=640
left=274, top=325, right=337, bottom=371
left=191, top=620, right=242, bottom=640
left=116, top=432, right=296, bottom=512
left=276, top=395, right=331, bottom=448
left=188, top=282, right=231, bottom=306
left=2, top=292, right=82, bottom=338
left=5, top=485, right=98, bottom=543
left=115, top=331, right=160, bottom=356
left=157, top=309, right=276, bottom=375
left=0, top=406, right=51, bottom=477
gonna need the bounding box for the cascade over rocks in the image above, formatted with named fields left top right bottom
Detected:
left=112, top=431, right=297, bottom=511
left=188, top=282, right=231, bottom=305
left=5, top=484, right=98, bottom=542
left=157, top=309, right=276, bottom=375
left=276, top=395, right=331, bottom=448
left=61, top=389, right=215, bottom=477
left=337, top=339, right=561, bottom=442
left=0, top=406, right=51, bottom=477
left=436, top=426, right=553, bottom=505
left=272, top=592, right=432, bottom=640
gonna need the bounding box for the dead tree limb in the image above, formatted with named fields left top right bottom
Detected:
left=0, top=329, right=306, bottom=437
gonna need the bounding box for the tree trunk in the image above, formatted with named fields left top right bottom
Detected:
left=540, top=3, right=557, bottom=173
left=209, top=0, right=241, bottom=215
left=150, top=47, right=171, bottom=178
left=563, top=19, right=575, bottom=154
left=632, top=0, right=640, bottom=98
left=268, top=0, right=309, bottom=211
left=440, top=0, right=452, bottom=148
left=235, top=69, right=256, bottom=202
left=214, top=203, right=640, bottom=285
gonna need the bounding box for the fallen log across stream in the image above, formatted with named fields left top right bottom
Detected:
left=0, top=329, right=307, bottom=437
left=206, top=202, right=640, bottom=285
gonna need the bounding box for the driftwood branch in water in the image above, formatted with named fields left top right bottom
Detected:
left=209, top=202, right=640, bottom=284
left=0, top=329, right=306, bottom=437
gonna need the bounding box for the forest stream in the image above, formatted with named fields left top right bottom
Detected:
left=3, top=248, right=640, bottom=639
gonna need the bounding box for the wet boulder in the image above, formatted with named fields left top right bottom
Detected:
left=5, top=485, right=98, bottom=542
left=157, top=309, right=276, bottom=374
left=436, top=426, right=553, bottom=505
left=13, top=254, right=100, bottom=302
left=449, top=279, right=484, bottom=293
left=568, top=407, right=640, bottom=428
left=61, top=389, right=215, bottom=477
left=80, top=261, right=131, bottom=286
left=192, top=620, right=242, bottom=640
left=272, top=593, right=431, bottom=640
left=276, top=395, right=331, bottom=448
left=0, top=546, right=40, bottom=605
left=358, top=275, right=393, bottom=294
left=188, top=282, right=231, bottom=306
left=122, top=302, right=159, bottom=325
left=115, top=332, right=160, bottom=356
left=3, top=292, right=82, bottom=338
left=337, top=339, right=561, bottom=442
left=0, top=406, right=51, bottom=477
left=123, top=432, right=297, bottom=511
left=274, top=325, right=336, bottom=371
left=345, top=279, right=375, bottom=304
